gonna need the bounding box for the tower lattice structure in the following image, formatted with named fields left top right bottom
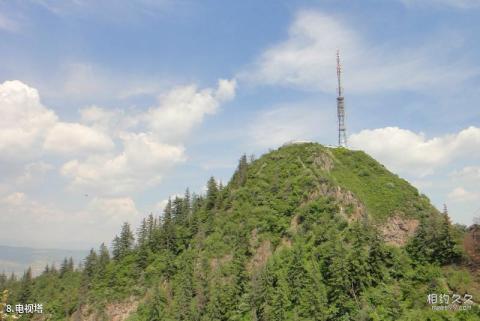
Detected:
left=336, top=50, right=347, bottom=147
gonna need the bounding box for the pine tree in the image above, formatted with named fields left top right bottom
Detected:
left=234, top=154, right=248, bottom=187
left=172, top=253, right=194, bottom=320
left=137, top=218, right=148, bottom=247
left=162, top=199, right=177, bottom=252
left=68, top=257, right=74, bottom=272
left=205, top=177, right=218, bottom=210
left=183, top=188, right=191, bottom=219
left=84, top=249, right=98, bottom=279
left=148, top=286, right=170, bottom=321
left=173, top=196, right=185, bottom=224
left=146, top=213, right=156, bottom=249
left=60, top=257, right=69, bottom=277
left=297, top=263, right=328, bottom=321
left=112, top=235, right=121, bottom=260
left=406, top=218, right=431, bottom=263
left=18, top=268, right=32, bottom=303
left=0, top=273, right=6, bottom=291
left=98, top=243, right=110, bottom=277
left=118, top=222, right=135, bottom=258
left=435, top=209, right=462, bottom=265
left=287, top=245, right=307, bottom=305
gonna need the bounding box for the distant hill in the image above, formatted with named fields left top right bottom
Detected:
left=1, top=143, right=478, bottom=320
left=0, top=245, right=88, bottom=276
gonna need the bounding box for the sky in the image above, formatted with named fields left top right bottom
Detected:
left=0, top=0, right=479, bottom=250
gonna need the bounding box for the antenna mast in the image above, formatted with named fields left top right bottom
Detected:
left=336, top=50, right=347, bottom=147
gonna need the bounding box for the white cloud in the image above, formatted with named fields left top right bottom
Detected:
left=0, top=80, right=57, bottom=159
left=451, top=166, right=480, bottom=183
left=44, top=62, right=174, bottom=101
left=0, top=192, right=140, bottom=248
left=1, top=79, right=235, bottom=195
left=349, top=126, right=480, bottom=176
left=61, top=79, right=235, bottom=194
left=0, top=78, right=235, bottom=247
left=43, top=122, right=114, bottom=155
left=147, top=79, right=236, bottom=143
left=87, top=197, right=140, bottom=223
left=16, top=162, right=53, bottom=186
left=448, top=187, right=479, bottom=202
left=243, top=10, right=477, bottom=93
left=249, top=103, right=334, bottom=148
left=79, top=105, right=141, bottom=135
left=0, top=192, right=65, bottom=226
left=0, top=80, right=117, bottom=158
left=61, top=133, right=186, bottom=195
left=80, top=105, right=113, bottom=124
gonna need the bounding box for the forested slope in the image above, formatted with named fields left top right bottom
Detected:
left=1, top=143, right=479, bottom=321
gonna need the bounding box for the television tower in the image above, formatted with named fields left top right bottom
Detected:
left=336, top=50, right=347, bottom=147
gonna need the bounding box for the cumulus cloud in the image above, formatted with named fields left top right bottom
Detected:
left=249, top=103, right=334, bottom=148
left=243, top=10, right=477, bottom=93
left=448, top=187, right=479, bottom=202
left=349, top=126, right=480, bottom=176
left=44, top=122, right=114, bottom=155
left=0, top=80, right=57, bottom=159
left=15, top=162, right=53, bottom=186
left=0, top=80, right=116, bottom=158
left=0, top=78, right=235, bottom=247
left=1, top=79, right=235, bottom=195
left=451, top=166, right=480, bottom=183
left=0, top=192, right=140, bottom=248
left=87, top=197, right=140, bottom=223
left=60, top=79, right=235, bottom=194
left=147, top=79, right=236, bottom=143
left=61, top=134, right=186, bottom=195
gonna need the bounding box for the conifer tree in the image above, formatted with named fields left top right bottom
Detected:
left=18, top=268, right=32, bottom=303
left=97, top=243, right=110, bottom=277
left=434, top=209, right=462, bottom=265
left=98, top=243, right=110, bottom=265
left=173, top=196, right=185, bottom=224
left=183, top=188, right=191, bottom=218
left=205, top=177, right=218, bottom=210
left=148, top=286, right=170, bottom=321
left=119, top=222, right=135, bottom=257
left=146, top=213, right=156, bottom=248
left=162, top=199, right=177, bottom=252
left=84, top=249, right=98, bottom=279
left=68, top=257, right=75, bottom=272
left=406, top=218, right=431, bottom=263
left=137, top=218, right=148, bottom=247
left=234, top=154, right=248, bottom=187
left=60, top=257, right=69, bottom=277
left=0, top=273, right=6, bottom=291
left=112, top=235, right=121, bottom=260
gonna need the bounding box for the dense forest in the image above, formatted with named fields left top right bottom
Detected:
left=1, top=143, right=479, bottom=321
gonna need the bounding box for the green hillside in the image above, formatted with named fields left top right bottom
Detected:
left=1, top=143, right=478, bottom=321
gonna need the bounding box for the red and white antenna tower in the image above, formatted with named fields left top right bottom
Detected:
left=336, top=50, right=347, bottom=147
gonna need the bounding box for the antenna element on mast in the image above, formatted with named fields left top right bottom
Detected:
left=336, top=50, right=347, bottom=147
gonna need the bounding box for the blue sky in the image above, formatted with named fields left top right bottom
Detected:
left=0, top=0, right=479, bottom=249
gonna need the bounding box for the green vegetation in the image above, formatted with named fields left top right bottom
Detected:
left=1, top=143, right=478, bottom=320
